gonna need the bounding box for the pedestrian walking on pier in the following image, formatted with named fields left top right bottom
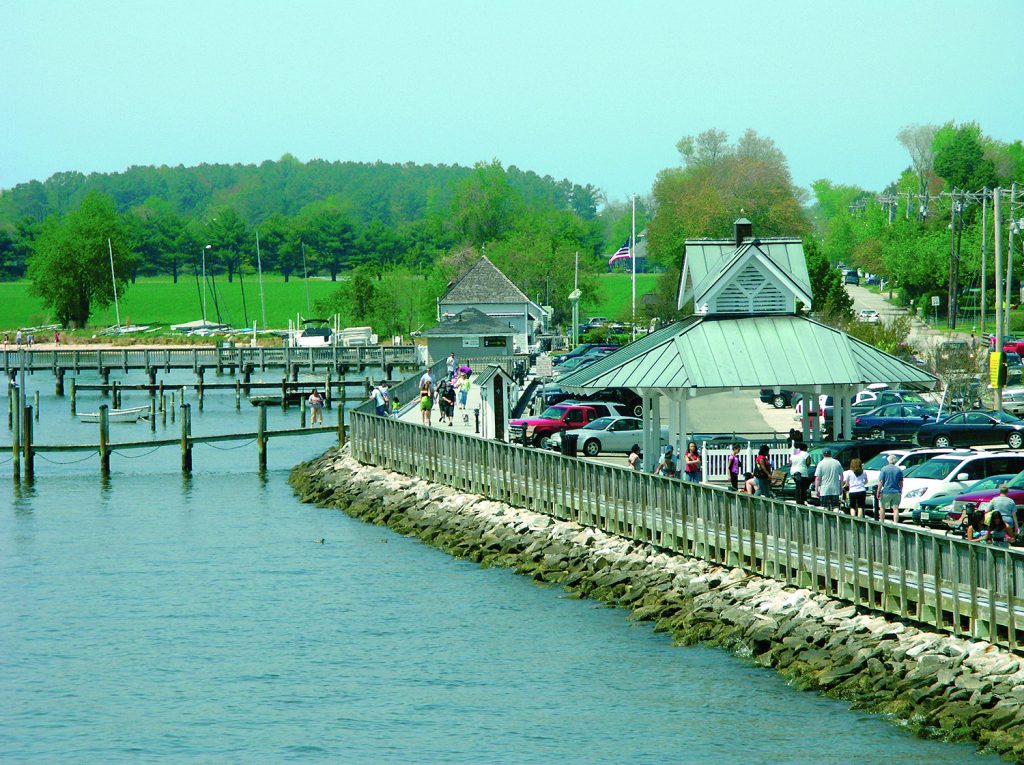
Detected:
left=843, top=458, right=867, bottom=517
left=440, top=381, right=456, bottom=427
left=308, top=389, right=324, bottom=427
left=15, top=329, right=23, bottom=346
left=419, top=387, right=433, bottom=426
left=446, top=352, right=456, bottom=380
left=371, top=384, right=387, bottom=417
left=683, top=441, right=702, bottom=483
left=437, top=380, right=450, bottom=425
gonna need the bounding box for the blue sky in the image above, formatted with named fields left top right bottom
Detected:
left=2, top=0, right=1021, bottom=201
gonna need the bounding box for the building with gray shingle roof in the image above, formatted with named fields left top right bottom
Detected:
left=423, top=308, right=516, bottom=363
left=437, top=256, right=548, bottom=351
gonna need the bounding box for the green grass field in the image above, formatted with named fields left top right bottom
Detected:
left=0, top=271, right=661, bottom=332
left=0, top=277, right=345, bottom=330
left=582, top=273, right=660, bottom=321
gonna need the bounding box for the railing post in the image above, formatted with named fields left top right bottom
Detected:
left=98, top=404, right=110, bottom=476
left=181, top=403, right=192, bottom=474
left=257, top=404, right=267, bottom=471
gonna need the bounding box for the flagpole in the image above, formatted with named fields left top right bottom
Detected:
left=631, top=193, right=636, bottom=340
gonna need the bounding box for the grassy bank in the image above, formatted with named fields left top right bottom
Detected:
left=0, top=276, right=343, bottom=330
left=0, top=271, right=662, bottom=332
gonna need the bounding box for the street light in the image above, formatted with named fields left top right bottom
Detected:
left=203, top=244, right=212, bottom=324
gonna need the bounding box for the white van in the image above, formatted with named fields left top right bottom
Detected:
left=900, top=451, right=1024, bottom=510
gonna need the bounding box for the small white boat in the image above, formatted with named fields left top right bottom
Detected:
left=77, top=406, right=149, bottom=423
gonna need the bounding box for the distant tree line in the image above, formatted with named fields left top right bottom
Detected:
left=0, top=157, right=632, bottom=328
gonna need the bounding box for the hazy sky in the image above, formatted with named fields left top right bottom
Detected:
left=2, top=0, right=1021, bottom=200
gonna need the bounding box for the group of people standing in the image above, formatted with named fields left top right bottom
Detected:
left=629, top=442, right=704, bottom=482
left=965, top=484, right=1018, bottom=548
left=2, top=330, right=61, bottom=349
left=414, top=354, right=472, bottom=427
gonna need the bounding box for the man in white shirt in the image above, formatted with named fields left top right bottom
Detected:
left=419, top=367, right=434, bottom=393
left=790, top=442, right=809, bottom=504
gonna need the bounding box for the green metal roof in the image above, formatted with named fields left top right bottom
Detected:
left=679, top=238, right=812, bottom=309
left=557, top=315, right=937, bottom=392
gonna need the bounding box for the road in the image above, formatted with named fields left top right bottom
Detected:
left=845, top=284, right=973, bottom=354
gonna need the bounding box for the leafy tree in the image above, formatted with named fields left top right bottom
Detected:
left=649, top=128, right=807, bottom=272
left=296, top=197, right=357, bottom=280
left=804, top=236, right=853, bottom=320
left=206, top=206, right=249, bottom=281
left=27, top=192, right=135, bottom=327
left=450, top=160, right=524, bottom=246
left=897, top=124, right=938, bottom=196
left=933, top=122, right=998, bottom=190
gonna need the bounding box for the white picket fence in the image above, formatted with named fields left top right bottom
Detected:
left=700, top=443, right=792, bottom=482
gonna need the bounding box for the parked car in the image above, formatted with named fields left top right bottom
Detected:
left=803, top=440, right=896, bottom=476
left=544, top=416, right=668, bottom=457
left=915, top=410, right=1024, bottom=448
left=1003, top=386, right=1024, bottom=418
left=865, top=275, right=881, bottom=286
left=559, top=400, right=632, bottom=419
left=579, top=387, right=643, bottom=417
left=551, top=343, right=619, bottom=366
left=912, top=473, right=1019, bottom=527
left=899, top=451, right=1024, bottom=510
left=861, top=447, right=957, bottom=486
left=843, top=270, right=860, bottom=285
left=759, top=388, right=797, bottom=408
left=858, top=308, right=880, bottom=324
left=852, top=403, right=940, bottom=439
left=508, top=404, right=601, bottom=447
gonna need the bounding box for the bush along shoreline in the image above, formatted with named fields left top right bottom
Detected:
left=292, top=446, right=1024, bottom=762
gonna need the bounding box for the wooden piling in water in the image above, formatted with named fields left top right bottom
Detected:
left=281, top=378, right=288, bottom=411
left=55, top=368, right=65, bottom=396
left=22, top=404, right=33, bottom=481
left=70, top=378, right=76, bottom=415
left=337, top=399, right=345, bottom=447
left=161, top=394, right=167, bottom=426
left=7, top=386, right=12, bottom=430
left=150, top=399, right=156, bottom=432
left=100, top=368, right=110, bottom=395
left=99, top=405, right=110, bottom=476
left=235, top=380, right=241, bottom=411
left=170, top=392, right=176, bottom=422
left=324, top=371, right=332, bottom=409
left=181, top=403, right=192, bottom=473
left=300, top=396, right=307, bottom=428
left=12, top=387, right=20, bottom=479
left=33, top=390, right=39, bottom=420
left=257, top=404, right=267, bottom=471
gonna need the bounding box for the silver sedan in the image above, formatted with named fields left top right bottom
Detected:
left=546, top=416, right=670, bottom=457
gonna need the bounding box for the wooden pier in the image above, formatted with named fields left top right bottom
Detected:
left=349, top=410, right=1024, bottom=654
left=2, top=345, right=418, bottom=382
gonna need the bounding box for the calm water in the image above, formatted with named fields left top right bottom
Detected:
left=0, top=374, right=997, bottom=763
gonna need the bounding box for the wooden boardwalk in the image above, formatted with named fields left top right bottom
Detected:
left=350, top=411, right=1024, bottom=653
left=2, top=345, right=418, bottom=378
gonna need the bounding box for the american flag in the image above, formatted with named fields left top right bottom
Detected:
left=612, top=243, right=631, bottom=258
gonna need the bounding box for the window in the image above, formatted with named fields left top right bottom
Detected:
left=964, top=412, right=993, bottom=425
left=566, top=410, right=585, bottom=424
left=612, top=419, right=641, bottom=432
left=961, top=460, right=988, bottom=481
left=945, top=414, right=966, bottom=425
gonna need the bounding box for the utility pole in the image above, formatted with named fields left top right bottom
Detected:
left=981, top=189, right=988, bottom=336
left=1009, top=182, right=1019, bottom=332
left=948, top=189, right=956, bottom=329
left=995, top=188, right=1004, bottom=413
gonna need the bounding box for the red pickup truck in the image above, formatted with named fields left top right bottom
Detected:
left=508, top=404, right=600, bottom=446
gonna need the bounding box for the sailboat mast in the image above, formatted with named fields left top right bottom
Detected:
left=108, top=237, right=121, bottom=328
left=300, top=241, right=311, bottom=316
left=255, top=230, right=267, bottom=329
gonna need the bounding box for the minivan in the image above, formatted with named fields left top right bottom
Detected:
left=899, top=451, right=1024, bottom=510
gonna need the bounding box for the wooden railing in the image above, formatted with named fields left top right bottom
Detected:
left=2, top=346, right=418, bottom=373
left=349, top=410, right=1024, bottom=651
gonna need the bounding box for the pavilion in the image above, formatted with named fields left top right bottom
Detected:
left=558, top=219, right=938, bottom=470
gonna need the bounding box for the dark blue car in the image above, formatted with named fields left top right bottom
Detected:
left=852, top=403, right=940, bottom=440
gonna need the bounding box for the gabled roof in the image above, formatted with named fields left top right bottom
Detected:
left=557, top=315, right=937, bottom=392
left=678, top=238, right=811, bottom=310
left=439, top=256, right=531, bottom=305
left=424, top=308, right=516, bottom=337
left=475, top=363, right=515, bottom=388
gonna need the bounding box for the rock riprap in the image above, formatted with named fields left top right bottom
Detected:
left=291, top=446, right=1024, bottom=762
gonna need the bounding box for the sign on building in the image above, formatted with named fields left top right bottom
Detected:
left=536, top=355, right=553, bottom=377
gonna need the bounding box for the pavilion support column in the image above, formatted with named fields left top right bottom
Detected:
left=677, top=393, right=690, bottom=449
left=800, top=391, right=811, bottom=444
left=843, top=386, right=855, bottom=440
left=648, top=393, right=662, bottom=470
left=641, top=392, right=657, bottom=472
left=666, top=397, right=681, bottom=453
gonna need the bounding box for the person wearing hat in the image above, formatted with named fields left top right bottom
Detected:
left=989, top=484, right=1019, bottom=534
left=654, top=445, right=678, bottom=478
